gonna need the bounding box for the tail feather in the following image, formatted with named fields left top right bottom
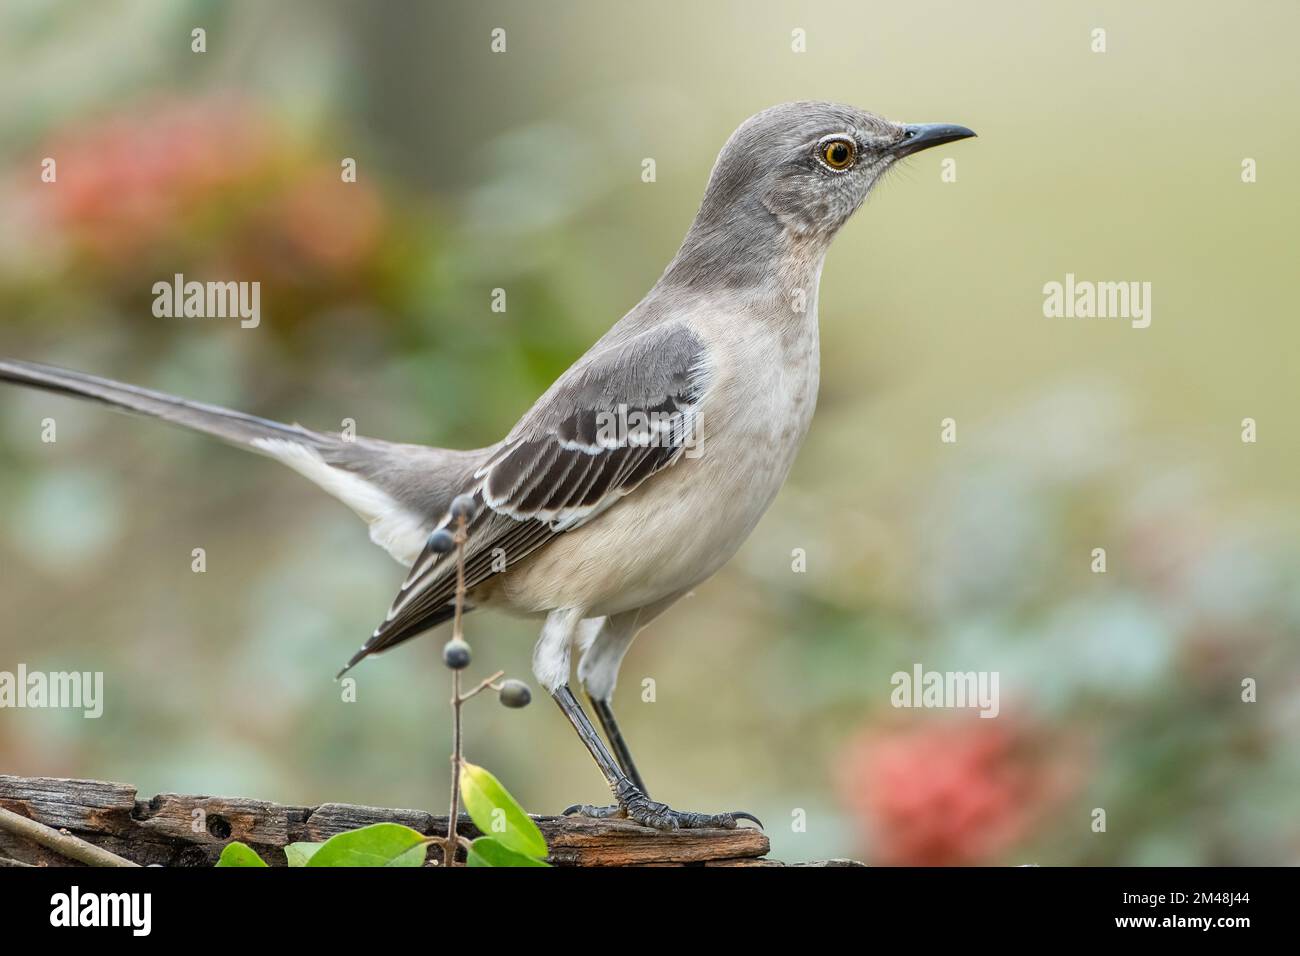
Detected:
left=0, top=358, right=326, bottom=451
left=0, top=358, right=491, bottom=570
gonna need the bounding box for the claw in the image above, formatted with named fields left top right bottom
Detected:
left=564, top=786, right=761, bottom=832
left=563, top=802, right=626, bottom=820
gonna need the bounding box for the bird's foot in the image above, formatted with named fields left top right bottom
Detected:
left=563, top=780, right=762, bottom=832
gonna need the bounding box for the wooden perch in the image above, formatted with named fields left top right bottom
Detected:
left=0, top=774, right=861, bottom=867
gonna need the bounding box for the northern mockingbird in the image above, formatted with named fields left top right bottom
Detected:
left=0, top=102, right=973, bottom=830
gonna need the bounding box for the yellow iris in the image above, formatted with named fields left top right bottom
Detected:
left=821, top=139, right=855, bottom=169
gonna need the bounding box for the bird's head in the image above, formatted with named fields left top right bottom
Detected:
left=663, top=101, right=974, bottom=290
left=699, top=101, right=974, bottom=238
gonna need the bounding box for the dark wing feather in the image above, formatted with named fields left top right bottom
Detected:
left=337, top=323, right=710, bottom=674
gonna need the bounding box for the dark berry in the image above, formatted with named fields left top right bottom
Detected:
left=442, top=638, right=471, bottom=670
left=498, top=680, right=532, bottom=709
left=426, top=529, right=456, bottom=554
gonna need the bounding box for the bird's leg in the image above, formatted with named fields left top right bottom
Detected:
left=551, top=685, right=761, bottom=831
left=587, top=692, right=649, bottom=796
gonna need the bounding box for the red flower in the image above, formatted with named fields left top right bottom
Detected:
left=838, top=716, right=1076, bottom=865
left=15, top=94, right=386, bottom=278
left=28, top=96, right=274, bottom=262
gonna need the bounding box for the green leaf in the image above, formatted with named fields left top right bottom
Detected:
left=215, top=842, right=268, bottom=867
left=305, top=823, right=430, bottom=867
left=284, top=841, right=325, bottom=867
left=459, top=761, right=548, bottom=860
left=466, top=836, right=550, bottom=867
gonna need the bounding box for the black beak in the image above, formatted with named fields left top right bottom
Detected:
left=891, top=123, right=977, bottom=158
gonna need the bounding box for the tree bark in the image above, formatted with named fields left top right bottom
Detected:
left=0, top=774, right=816, bottom=867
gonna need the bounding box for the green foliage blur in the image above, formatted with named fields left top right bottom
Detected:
left=217, top=822, right=431, bottom=867
left=1, top=1, right=1297, bottom=865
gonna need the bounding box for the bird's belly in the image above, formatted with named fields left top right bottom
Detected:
left=492, top=330, right=820, bottom=616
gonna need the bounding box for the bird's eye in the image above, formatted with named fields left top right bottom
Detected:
left=820, top=138, right=856, bottom=170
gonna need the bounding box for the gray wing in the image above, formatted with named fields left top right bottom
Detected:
left=340, top=322, right=712, bottom=672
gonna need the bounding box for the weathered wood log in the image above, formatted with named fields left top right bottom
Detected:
left=0, top=774, right=790, bottom=867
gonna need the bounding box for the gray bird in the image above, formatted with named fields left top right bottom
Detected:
left=0, top=102, right=973, bottom=830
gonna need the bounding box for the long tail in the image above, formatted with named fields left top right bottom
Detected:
left=0, top=357, right=330, bottom=451
left=0, top=358, right=488, bottom=568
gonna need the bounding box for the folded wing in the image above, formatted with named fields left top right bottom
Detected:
left=340, top=322, right=711, bottom=673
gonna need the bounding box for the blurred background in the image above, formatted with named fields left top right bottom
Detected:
left=1, top=0, right=1298, bottom=865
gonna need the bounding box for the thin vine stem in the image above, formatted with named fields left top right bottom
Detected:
left=444, top=511, right=470, bottom=866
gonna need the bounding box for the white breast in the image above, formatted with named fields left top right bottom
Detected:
left=496, top=302, right=822, bottom=618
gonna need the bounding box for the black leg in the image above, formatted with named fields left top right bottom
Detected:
left=551, top=683, right=763, bottom=832
left=588, top=693, right=649, bottom=797
left=551, top=684, right=624, bottom=784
